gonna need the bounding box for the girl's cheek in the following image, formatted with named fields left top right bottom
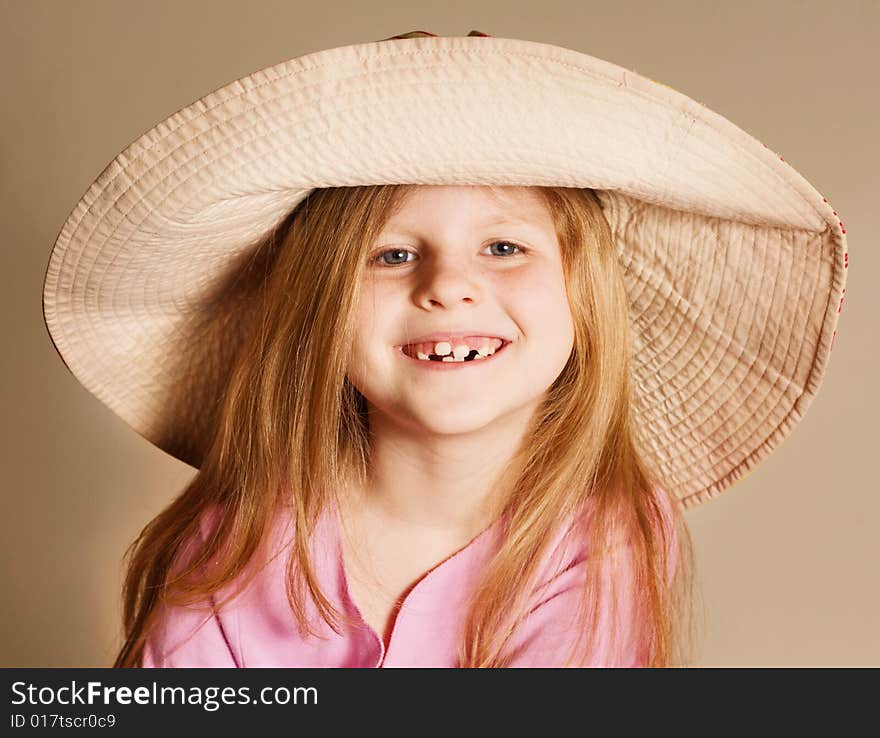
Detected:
left=500, top=266, right=564, bottom=302
left=360, top=263, right=560, bottom=307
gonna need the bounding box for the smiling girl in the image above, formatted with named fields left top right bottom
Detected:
left=43, top=31, right=846, bottom=668
left=108, top=182, right=687, bottom=668
left=335, top=184, right=684, bottom=664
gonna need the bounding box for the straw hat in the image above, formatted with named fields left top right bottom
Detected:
left=41, top=30, right=848, bottom=509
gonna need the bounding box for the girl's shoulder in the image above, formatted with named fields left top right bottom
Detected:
left=505, top=483, right=680, bottom=666
left=545, top=482, right=680, bottom=584
left=143, top=501, right=300, bottom=668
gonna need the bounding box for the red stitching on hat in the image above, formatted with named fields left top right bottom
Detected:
left=844, top=253, right=848, bottom=268
left=838, top=288, right=846, bottom=313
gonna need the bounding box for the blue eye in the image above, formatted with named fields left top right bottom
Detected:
left=487, top=241, right=522, bottom=257
left=376, top=248, right=414, bottom=266
left=372, top=241, right=524, bottom=266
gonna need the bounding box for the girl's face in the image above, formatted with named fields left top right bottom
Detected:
left=347, top=185, right=575, bottom=437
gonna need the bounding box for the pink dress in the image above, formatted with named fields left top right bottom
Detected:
left=141, top=494, right=677, bottom=668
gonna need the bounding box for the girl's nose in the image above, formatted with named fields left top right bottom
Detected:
left=414, top=258, right=482, bottom=307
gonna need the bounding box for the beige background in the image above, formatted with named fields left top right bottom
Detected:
left=3, top=0, right=877, bottom=666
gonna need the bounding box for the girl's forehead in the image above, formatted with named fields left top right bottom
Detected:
left=389, top=185, right=550, bottom=224
left=399, top=183, right=541, bottom=203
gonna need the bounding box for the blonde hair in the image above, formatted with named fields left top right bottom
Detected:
left=114, top=184, right=697, bottom=668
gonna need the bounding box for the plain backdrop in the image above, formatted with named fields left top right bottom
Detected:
left=2, top=0, right=877, bottom=666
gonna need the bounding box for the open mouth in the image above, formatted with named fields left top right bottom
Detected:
left=399, top=339, right=511, bottom=365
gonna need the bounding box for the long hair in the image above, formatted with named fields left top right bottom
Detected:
left=113, top=184, right=697, bottom=668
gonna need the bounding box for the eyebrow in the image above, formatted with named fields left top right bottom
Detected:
left=382, top=215, right=544, bottom=235
left=481, top=216, right=539, bottom=227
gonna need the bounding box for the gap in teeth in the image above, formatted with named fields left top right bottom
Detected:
left=416, top=349, right=486, bottom=362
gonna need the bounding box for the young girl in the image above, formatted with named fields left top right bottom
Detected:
left=42, top=30, right=847, bottom=668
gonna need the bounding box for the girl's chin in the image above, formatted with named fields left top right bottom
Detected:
left=375, top=404, right=505, bottom=436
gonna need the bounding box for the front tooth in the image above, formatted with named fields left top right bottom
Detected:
left=434, top=341, right=452, bottom=356
left=417, top=351, right=429, bottom=360
left=452, top=343, right=470, bottom=359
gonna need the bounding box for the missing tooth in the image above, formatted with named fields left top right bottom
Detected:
left=428, top=350, right=480, bottom=362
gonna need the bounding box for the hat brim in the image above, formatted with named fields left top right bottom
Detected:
left=41, top=34, right=847, bottom=508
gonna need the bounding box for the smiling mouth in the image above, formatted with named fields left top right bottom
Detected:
left=399, top=340, right=511, bottom=364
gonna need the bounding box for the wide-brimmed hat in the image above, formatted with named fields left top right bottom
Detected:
left=41, top=30, right=848, bottom=509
